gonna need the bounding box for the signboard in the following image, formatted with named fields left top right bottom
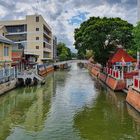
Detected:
left=115, top=62, right=132, bottom=66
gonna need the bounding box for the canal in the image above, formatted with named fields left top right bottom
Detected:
left=0, top=62, right=140, bottom=140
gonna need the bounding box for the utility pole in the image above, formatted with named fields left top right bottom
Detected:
left=137, top=51, right=140, bottom=76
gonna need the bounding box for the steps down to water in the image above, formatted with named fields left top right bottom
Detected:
left=17, top=70, right=45, bottom=86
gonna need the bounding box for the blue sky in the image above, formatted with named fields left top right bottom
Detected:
left=68, top=12, right=89, bottom=26
left=0, top=0, right=138, bottom=52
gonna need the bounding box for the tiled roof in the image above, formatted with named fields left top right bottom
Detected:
left=108, top=48, right=136, bottom=63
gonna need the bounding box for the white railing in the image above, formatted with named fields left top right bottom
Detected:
left=0, top=67, right=16, bottom=83
left=104, top=67, right=122, bottom=80
left=133, top=76, right=140, bottom=92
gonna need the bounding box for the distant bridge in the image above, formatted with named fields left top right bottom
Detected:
left=53, top=60, right=88, bottom=66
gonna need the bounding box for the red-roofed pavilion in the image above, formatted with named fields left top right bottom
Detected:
left=107, top=48, right=136, bottom=68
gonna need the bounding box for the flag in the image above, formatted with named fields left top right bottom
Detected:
left=121, top=57, right=126, bottom=66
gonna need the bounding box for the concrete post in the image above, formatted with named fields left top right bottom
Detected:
left=8, top=68, right=10, bottom=77
left=121, top=67, right=124, bottom=80
left=2, top=68, right=5, bottom=77
left=14, top=67, right=15, bottom=78
left=119, top=70, right=121, bottom=80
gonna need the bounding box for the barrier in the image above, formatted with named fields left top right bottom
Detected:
left=0, top=67, right=16, bottom=84
left=133, top=76, right=140, bottom=91
left=104, top=67, right=121, bottom=80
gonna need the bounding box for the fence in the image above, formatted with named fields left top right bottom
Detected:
left=0, top=67, right=16, bottom=84
left=104, top=67, right=122, bottom=80
left=133, top=76, right=140, bottom=92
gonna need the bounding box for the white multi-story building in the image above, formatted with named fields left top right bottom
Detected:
left=0, top=15, right=53, bottom=64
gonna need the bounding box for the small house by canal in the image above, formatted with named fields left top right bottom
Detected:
left=0, top=34, right=13, bottom=68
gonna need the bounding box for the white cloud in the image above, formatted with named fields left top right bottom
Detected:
left=0, top=5, right=8, bottom=18
left=0, top=0, right=137, bottom=52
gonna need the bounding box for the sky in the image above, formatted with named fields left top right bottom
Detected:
left=0, top=0, right=138, bottom=52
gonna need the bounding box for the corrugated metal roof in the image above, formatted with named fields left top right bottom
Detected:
left=0, top=35, right=13, bottom=44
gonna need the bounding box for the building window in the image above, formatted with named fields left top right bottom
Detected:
left=36, top=16, right=39, bottom=22
left=4, top=47, right=9, bottom=56
left=36, top=28, right=39, bottom=31
left=36, top=37, right=39, bottom=40
left=36, top=46, right=39, bottom=49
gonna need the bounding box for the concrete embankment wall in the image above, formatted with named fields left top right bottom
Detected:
left=126, top=88, right=140, bottom=112
left=89, top=63, right=140, bottom=113
left=0, top=79, right=17, bottom=95
left=99, top=72, right=107, bottom=83
left=89, top=65, right=126, bottom=91
left=106, top=76, right=126, bottom=91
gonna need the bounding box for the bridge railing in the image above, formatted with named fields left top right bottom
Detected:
left=0, top=67, right=16, bottom=84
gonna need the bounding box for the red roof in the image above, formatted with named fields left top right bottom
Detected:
left=108, top=48, right=136, bottom=64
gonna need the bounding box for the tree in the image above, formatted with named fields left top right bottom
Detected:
left=57, top=42, right=72, bottom=61
left=132, top=21, right=140, bottom=56
left=85, top=50, right=94, bottom=59
left=74, top=17, right=134, bottom=65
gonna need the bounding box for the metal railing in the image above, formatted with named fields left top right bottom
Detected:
left=0, top=67, right=17, bottom=84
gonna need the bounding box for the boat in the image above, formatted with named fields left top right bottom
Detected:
left=37, top=64, right=54, bottom=77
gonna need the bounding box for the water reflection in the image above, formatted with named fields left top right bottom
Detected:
left=0, top=73, right=55, bottom=140
left=0, top=63, right=139, bottom=140
left=74, top=81, right=140, bottom=140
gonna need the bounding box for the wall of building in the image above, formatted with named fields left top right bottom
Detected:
left=0, top=43, right=12, bottom=67
left=0, top=15, right=53, bottom=64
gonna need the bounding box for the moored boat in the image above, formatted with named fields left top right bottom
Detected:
left=37, top=64, right=54, bottom=77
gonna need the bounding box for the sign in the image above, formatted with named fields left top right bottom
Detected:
left=115, top=62, right=132, bottom=66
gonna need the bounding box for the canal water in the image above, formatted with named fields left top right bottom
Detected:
left=0, top=63, right=140, bottom=140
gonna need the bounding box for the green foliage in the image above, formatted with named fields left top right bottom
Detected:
left=57, top=42, right=72, bottom=61
left=133, top=21, right=140, bottom=55
left=74, top=17, right=134, bottom=65
left=71, top=52, right=77, bottom=59
left=85, top=50, right=94, bottom=59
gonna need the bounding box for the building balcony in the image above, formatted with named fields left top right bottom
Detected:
left=43, top=41, right=52, bottom=50
left=41, top=58, right=52, bottom=61
left=43, top=32, right=52, bottom=39
left=6, top=32, right=27, bottom=35
left=43, top=47, right=52, bottom=53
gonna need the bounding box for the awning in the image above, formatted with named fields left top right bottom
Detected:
left=12, top=51, right=23, bottom=61
left=24, top=52, right=39, bottom=56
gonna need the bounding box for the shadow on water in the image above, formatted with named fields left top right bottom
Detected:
left=74, top=80, right=140, bottom=140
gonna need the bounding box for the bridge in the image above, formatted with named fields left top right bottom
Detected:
left=53, top=60, right=88, bottom=66
left=17, top=60, right=88, bottom=86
